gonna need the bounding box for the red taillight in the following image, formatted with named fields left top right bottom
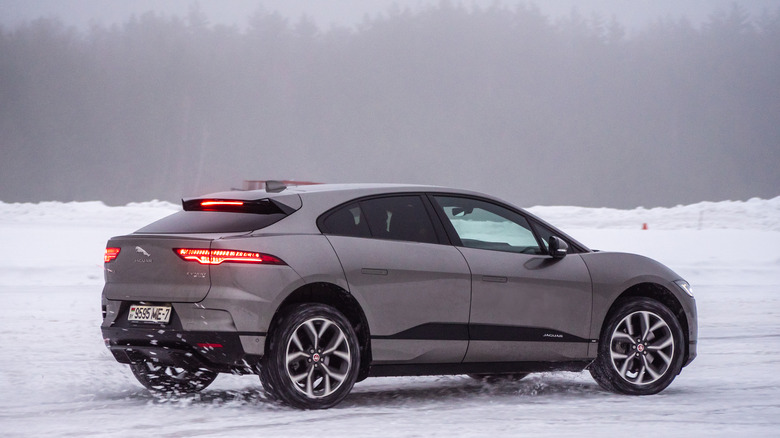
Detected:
left=197, top=343, right=223, bottom=349
left=200, top=200, right=244, bottom=207
left=174, top=248, right=286, bottom=265
left=104, top=247, right=120, bottom=263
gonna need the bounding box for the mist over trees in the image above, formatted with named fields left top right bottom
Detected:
left=1, top=3, right=778, bottom=208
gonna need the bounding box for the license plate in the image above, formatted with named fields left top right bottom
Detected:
left=128, top=305, right=171, bottom=323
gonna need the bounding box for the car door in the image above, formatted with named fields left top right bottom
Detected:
left=430, top=195, right=593, bottom=363
left=320, top=195, right=472, bottom=364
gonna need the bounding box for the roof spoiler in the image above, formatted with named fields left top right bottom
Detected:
left=182, top=198, right=297, bottom=215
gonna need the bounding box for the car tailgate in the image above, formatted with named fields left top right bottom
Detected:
left=103, top=234, right=212, bottom=303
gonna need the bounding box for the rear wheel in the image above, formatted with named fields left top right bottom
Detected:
left=590, top=297, right=684, bottom=395
left=260, top=303, right=360, bottom=409
left=130, top=361, right=217, bottom=394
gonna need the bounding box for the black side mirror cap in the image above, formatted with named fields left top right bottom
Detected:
left=549, top=236, right=568, bottom=259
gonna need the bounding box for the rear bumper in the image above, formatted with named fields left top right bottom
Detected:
left=102, top=325, right=263, bottom=374
left=102, top=297, right=269, bottom=373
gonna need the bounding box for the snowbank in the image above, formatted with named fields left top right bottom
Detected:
left=528, top=196, right=780, bottom=231
left=2, top=196, right=778, bottom=230
left=0, top=199, right=179, bottom=226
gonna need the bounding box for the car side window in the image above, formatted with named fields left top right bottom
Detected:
left=359, top=196, right=438, bottom=244
left=433, top=196, right=541, bottom=254
left=320, top=203, right=371, bottom=238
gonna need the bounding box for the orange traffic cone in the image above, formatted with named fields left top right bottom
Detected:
left=642, top=223, right=648, bottom=230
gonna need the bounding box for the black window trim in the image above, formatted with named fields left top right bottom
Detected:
left=427, top=193, right=545, bottom=254
left=425, top=192, right=589, bottom=256
left=317, top=193, right=452, bottom=245
left=317, top=191, right=589, bottom=254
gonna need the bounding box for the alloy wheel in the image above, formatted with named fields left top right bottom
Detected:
left=285, top=317, right=352, bottom=398
left=609, top=310, right=675, bottom=385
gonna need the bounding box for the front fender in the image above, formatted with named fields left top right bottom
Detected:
left=580, top=252, right=697, bottom=348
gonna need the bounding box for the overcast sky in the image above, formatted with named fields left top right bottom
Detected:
left=2, top=0, right=778, bottom=32
left=2, top=0, right=778, bottom=207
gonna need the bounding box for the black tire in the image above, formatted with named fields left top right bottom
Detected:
left=130, top=361, right=217, bottom=394
left=260, top=303, right=360, bottom=409
left=467, top=373, right=529, bottom=383
left=590, top=297, right=685, bottom=395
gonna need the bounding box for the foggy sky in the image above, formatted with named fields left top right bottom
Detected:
left=2, top=0, right=779, bottom=33
left=1, top=1, right=779, bottom=208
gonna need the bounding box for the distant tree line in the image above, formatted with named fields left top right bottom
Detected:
left=1, top=3, right=778, bottom=207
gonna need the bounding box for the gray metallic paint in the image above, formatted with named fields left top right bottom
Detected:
left=579, top=251, right=698, bottom=361
left=459, top=248, right=593, bottom=362
left=326, top=235, right=472, bottom=363
left=103, top=235, right=212, bottom=302
left=101, top=183, right=697, bottom=373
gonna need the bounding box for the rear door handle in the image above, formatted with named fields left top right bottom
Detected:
left=482, top=275, right=507, bottom=283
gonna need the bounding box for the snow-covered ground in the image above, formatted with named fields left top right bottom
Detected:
left=1, top=197, right=779, bottom=437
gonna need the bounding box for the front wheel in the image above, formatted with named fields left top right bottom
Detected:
left=260, top=303, right=360, bottom=409
left=590, top=297, right=685, bottom=395
left=130, top=361, right=217, bottom=394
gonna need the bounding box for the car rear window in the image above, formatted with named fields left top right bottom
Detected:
left=320, top=203, right=371, bottom=238
left=135, top=211, right=288, bottom=234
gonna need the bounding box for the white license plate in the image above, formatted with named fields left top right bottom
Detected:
left=128, top=305, right=171, bottom=323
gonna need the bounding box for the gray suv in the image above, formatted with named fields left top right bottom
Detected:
left=101, top=183, right=697, bottom=409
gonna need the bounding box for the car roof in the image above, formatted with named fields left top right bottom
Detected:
left=186, top=183, right=591, bottom=253
left=191, top=183, right=486, bottom=201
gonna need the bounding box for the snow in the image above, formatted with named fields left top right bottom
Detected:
left=1, top=197, right=779, bottom=436
left=528, top=196, right=780, bottom=231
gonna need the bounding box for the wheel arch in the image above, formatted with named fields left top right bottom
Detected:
left=266, top=282, right=372, bottom=381
left=602, top=282, right=691, bottom=365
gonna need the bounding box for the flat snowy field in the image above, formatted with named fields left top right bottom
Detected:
left=1, top=197, right=778, bottom=437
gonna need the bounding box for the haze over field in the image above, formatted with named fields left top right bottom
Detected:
left=1, top=0, right=778, bottom=208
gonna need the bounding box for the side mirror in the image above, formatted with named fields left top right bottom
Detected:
left=451, top=207, right=473, bottom=216
left=549, top=236, right=568, bottom=259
